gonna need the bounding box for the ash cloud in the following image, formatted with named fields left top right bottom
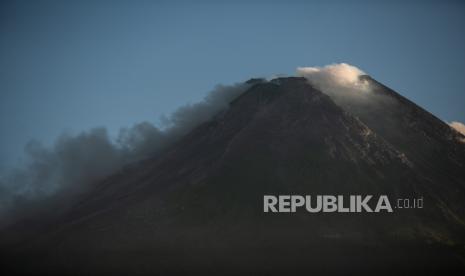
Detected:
left=161, top=84, right=250, bottom=137
left=0, top=83, right=249, bottom=227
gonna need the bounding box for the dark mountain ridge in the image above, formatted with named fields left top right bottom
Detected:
left=2, top=76, right=465, bottom=275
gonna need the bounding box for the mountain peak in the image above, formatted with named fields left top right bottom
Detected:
left=3, top=72, right=465, bottom=274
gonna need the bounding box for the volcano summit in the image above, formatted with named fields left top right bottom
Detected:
left=2, top=64, right=465, bottom=275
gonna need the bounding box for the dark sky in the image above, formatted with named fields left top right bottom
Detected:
left=1, top=0, right=465, bottom=168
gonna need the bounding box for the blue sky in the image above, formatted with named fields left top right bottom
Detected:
left=1, top=0, right=465, bottom=167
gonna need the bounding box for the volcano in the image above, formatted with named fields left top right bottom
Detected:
left=2, top=73, right=465, bottom=275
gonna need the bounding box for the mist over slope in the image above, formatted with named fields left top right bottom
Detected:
left=2, top=63, right=465, bottom=230
left=1, top=64, right=465, bottom=274
left=298, top=64, right=465, bottom=143
left=0, top=83, right=249, bottom=226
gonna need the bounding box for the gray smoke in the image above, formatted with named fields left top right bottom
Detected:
left=0, top=83, right=249, bottom=227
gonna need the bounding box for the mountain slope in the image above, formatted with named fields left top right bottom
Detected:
left=3, top=77, right=465, bottom=274
left=331, top=75, right=465, bottom=226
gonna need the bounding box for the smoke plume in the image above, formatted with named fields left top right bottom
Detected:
left=0, top=83, right=249, bottom=227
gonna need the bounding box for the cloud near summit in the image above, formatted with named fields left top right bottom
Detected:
left=0, top=82, right=249, bottom=227
left=296, top=63, right=370, bottom=96
left=297, top=63, right=365, bottom=84
left=449, top=121, right=465, bottom=142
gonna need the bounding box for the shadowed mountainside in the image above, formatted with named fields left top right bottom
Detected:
left=2, top=77, right=465, bottom=275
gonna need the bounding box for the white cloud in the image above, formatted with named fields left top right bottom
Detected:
left=296, top=63, right=370, bottom=95
left=449, top=121, right=465, bottom=141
